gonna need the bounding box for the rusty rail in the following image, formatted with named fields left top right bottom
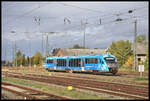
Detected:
left=2, top=81, right=73, bottom=100
left=2, top=72, right=149, bottom=99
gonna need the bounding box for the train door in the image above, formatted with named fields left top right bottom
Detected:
left=99, top=58, right=104, bottom=71
left=94, top=58, right=99, bottom=70
left=81, top=58, right=85, bottom=71
left=54, top=59, right=57, bottom=70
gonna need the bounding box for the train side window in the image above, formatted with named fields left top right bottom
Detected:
left=61, top=59, right=63, bottom=66
left=85, top=58, right=98, bottom=64
left=58, top=59, right=61, bottom=66
left=72, top=59, right=74, bottom=67
left=70, top=59, right=72, bottom=67
left=56, top=59, right=58, bottom=66
left=57, top=59, right=66, bottom=66
left=72, top=59, right=73, bottom=67
left=85, top=58, right=88, bottom=64
left=57, top=59, right=59, bottom=66
left=63, top=59, right=66, bottom=66
left=78, top=59, right=81, bottom=67
left=69, top=59, right=70, bottom=66
left=82, top=58, right=84, bottom=67
left=69, top=59, right=72, bottom=67
left=64, top=59, right=66, bottom=66
left=58, top=59, right=59, bottom=66
left=57, top=59, right=61, bottom=66
left=61, top=59, right=62, bottom=66
left=72, top=59, right=75, bottom=67
left=47, top=59, right=53, bottom=64
left=69, top=59, right=81, bottom=67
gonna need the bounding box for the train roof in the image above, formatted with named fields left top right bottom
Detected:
left=46, top=54, right=116, bottom=59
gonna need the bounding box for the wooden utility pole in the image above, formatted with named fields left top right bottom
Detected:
left=133, top=20, right=137, bottom=71
left=41, top=33, right=44, bottom=66
left=83, top=23, right=86, bottom=48
left=4, top=48, right=6, bottom=66
left=14, top=41, right=17, bottom=67
left=46, top=34, right=49, bottom=57
left=81, top=19, right=88, bottom=49
left=12, top=44, right=14, bottom=67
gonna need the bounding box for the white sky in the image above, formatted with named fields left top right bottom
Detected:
left=2, top=1, right=149, bottom=61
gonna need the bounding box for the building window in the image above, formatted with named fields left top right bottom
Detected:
left=138, top=58, right=141, bottom=61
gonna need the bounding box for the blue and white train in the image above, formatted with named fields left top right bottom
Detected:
left=44, top=54, right=118, bottom=74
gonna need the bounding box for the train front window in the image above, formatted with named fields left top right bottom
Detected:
left=104, top=57, right=115, bottom=62
left=104, top=57, right=117, bottom=66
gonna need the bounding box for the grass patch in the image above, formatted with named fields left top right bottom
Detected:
left=2, top=77, right=101, bottom=99
left=119, top=67, right=135, bottom=72
left=134, top=77, right=148, bottom=81
left=133, top=77, right=149, bottom=84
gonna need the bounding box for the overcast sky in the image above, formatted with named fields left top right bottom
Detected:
left=2, top=1, right=148, bottom=61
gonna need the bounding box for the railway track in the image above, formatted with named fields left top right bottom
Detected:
left=2, top=72, right=147, bottom=86
left=2, top=72, right=149, bottom=99
left=2, top=81, right=73, bottom=100
left=2, top=71, right=148, bottom=87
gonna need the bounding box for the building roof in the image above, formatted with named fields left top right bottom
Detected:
left=132, top=43, right=148, bottom=54
left=60, top=48, right=107, bottom=56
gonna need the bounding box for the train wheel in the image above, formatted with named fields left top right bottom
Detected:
left=65, top=69, right=72, bottom=73
left=112, top=72, right=116, bottom=75
left=109, top=68, right=113, bottom=73
left=112, top=69, right=118, bottom=75
left=93, top=70, right=99, bottom=75
left=69, top=69, right=73, bottom=73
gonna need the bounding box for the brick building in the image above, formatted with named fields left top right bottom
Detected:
left=52, top=48, right=109, bottom=57
left=132, top=43, right=148, bottom=64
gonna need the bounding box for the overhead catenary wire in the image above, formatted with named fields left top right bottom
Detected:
left=4, top=3, right=148, bottom=26
left=61, top=14, right=148, bottom=32
left=59, top=3, right=103, bottom=13
left=5, top=3, right=48, bottom=25
left=4, top=2, right=147, bottom=33
left=5, top=2, right=146, bottom=26
left=3, top=3, right=148, bottom=39
left=46, top=4, right=147, bottom=32
left=57, top=3, right=147, bottom=22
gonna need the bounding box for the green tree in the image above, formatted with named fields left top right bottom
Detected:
left=143, top=49, right=149, bottom=71
left=26, top=56, right=30, bottom=66
left=124, top=56, right=133, bottom=69
left=16, top=50, right=22, bottom=66
left=136, top=34, right=147, bottom=44
left=72, top=44, right=88, bottom=49
left=22, top=54, right=26, bottom=66
left=108, top=40, right=133, bottom=68
left=31, top=56, right=34, bottom=66
left=33, top=52, right=42, bottom=66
